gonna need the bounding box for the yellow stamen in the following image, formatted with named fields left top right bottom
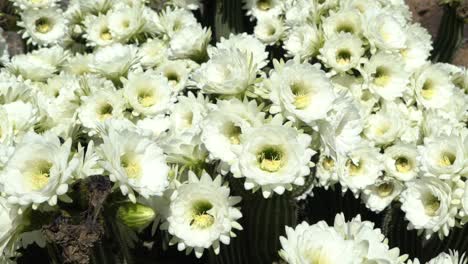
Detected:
left=395, top=157, right=411, bottom=173
left=35, top=17, right=52, bottom=34
left=257, top=0, right=271, bottom=11
left=322, top=157, right=335, bottom=171
left=377, top=182, right=394, bottom=198
left=258, top=147, right=284, bottom=173
left=423, top=195, right=441, bottom=217
left=27, top=160, right=53, bottom=191
left=439, top=152, right=455, bottom=167
left=137, top=91, right=156, bottom=107
left=421, top=80, right=435, bottom=99
left=121, top=153, right=141, bottom=179
left=346, top=159, right=363, bottom=176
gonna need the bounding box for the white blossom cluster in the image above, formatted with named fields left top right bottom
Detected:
left=0, top=0, right=465, bottom=262
left=245, top=0, right=468, bottom=239
left=280, top=213, right=467, bottom=264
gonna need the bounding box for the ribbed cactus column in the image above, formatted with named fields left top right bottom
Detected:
left=431, top=4, right=465, bottom=63
left=243, top=192, right=297, bottom=264
left=208, top=176, right=297, bottom=264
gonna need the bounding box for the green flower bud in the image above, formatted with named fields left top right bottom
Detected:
left=117, top=202, right=156, bottom=229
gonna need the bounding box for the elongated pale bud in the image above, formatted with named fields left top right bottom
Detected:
left=117, top=202, right=156, bottom=229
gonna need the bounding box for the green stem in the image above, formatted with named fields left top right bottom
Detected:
left=431, top=5, right=465, bottom=63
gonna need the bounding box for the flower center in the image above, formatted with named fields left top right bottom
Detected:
left=121, top=153, right=141, bottom=179
left=165, top=71, right=180, bottom=86
left=375, top=123, right=390, bottom=136
left=421, top=80, right=435, bottom=99
left=439, top=152, right=456, bottom=167
left=373, top=66, right=390, bottom=87
left=336, top=49, right=352, bottom=65
left=26, top=159, right=53, bottom=191
left=322, top=157, right=335, bottom=171
left=377, top=182, right=394, bottom=197
left=304, top=248, right=331, bottom=264
left=395, top=157, right=411, bottom=173
left=35, top=17, right=52, bottom=34
left=256, top=0, right=272, bottom=11
left=97, top=103, right=114, bottom=121
left=224, top=123, right=242, bottom=145
left=346, top=159, right=363, bottom=176
left=137, top=90, right=156, bottom=107
left=423, top=194, right=441, bottom=217
left=257, top=146, right=284, bottom=172
left=190, top=200, right=215, bottom=229
left=100, top=28, right=113, bottom=40
left=122, top=19, right=130, bottom=29
left=291, top=82, right=311, bottom=110
left=336, top=24, right=354, bottom=34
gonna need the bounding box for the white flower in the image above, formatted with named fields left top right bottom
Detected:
left=19, top=7, right=68, bottom=46
left=427, top=251, right=467, bottom=264
left=169, top=25, right=211, bottom=62
left=193, top=48, right=256, bottom=95
left=283, top=0, right=313, bottom=26
left=91, top=43, right=139, bottom=80
left=0, top=108, right=13, bottom=146
left=166, top=92, right=208, bottom=139
left=400, top=24, right=432, bottom=73
left=164, top=171, right=242, bottom=258
left=77, top=87, right=125, bottom=134
left=122, top=69, right=173, bottom=117
left=230, top=120, right=314, bottom=198
left=78, top=0, right=116, bottom=14
left=136, top=115, right=170, bottom=140
left=243, top=0, right=283, bottom=19
left=98, top=124, right=170, bottom=202
left=138, top=38, right=168, bottom=69
left=362, top=179, right=403, bottom=212
left=322, top=9, right=363, bottom=39
left=156, top=7, right=198, bottom=38
left=2, top=101, right=38, bottom=140
left=72, top=141, right=103, bottom=179
left=332, top=214, right=405, bottom=264
left=269, top=60, right=335, bottom=123
left=168, top=0, right=201, bottom=10
left=418, top=135, right=465, bottom=178
left=318, top=95, right=363, bottom=156
left=0, top=197, right=21, bottom=258
left=279, top=221, right=357, bottom=264
left=0, top=132, right=77, bottom=207
left=7, top=46, right=67, bottom=82
left=400, top=177, right=456, bottom=238
left=363, top=103, right=405, bottom=145
left=337, top=144, right=383, bottom=194
left=11, top=0, right=59, bottom=10
left=319, top=33, right=364, bottom=73
left=283, top=24, right=321, bottom=61
left=383, top=143, right=419, bottom=181
left=201, top=98, right=265, bottom=165
left=363, top=52, right=410, bottom=101
left=254, top=15, right=284, bottom=45
left=107, top=6, right=145, bottom=42
left=161, top=134, right=208, bottom=173
left=156, top=60, right=191, bottom=93
left=83, top=14, right=116, bottom=47
left=315, top=154, right=339, bottom=188
left=63, top=53, right=93, bottom=75
left=213, top=33, right=268, bottom=70
left=414, top=64, right=454, bottom=109
left=364, top=10, right=407, bottom=51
